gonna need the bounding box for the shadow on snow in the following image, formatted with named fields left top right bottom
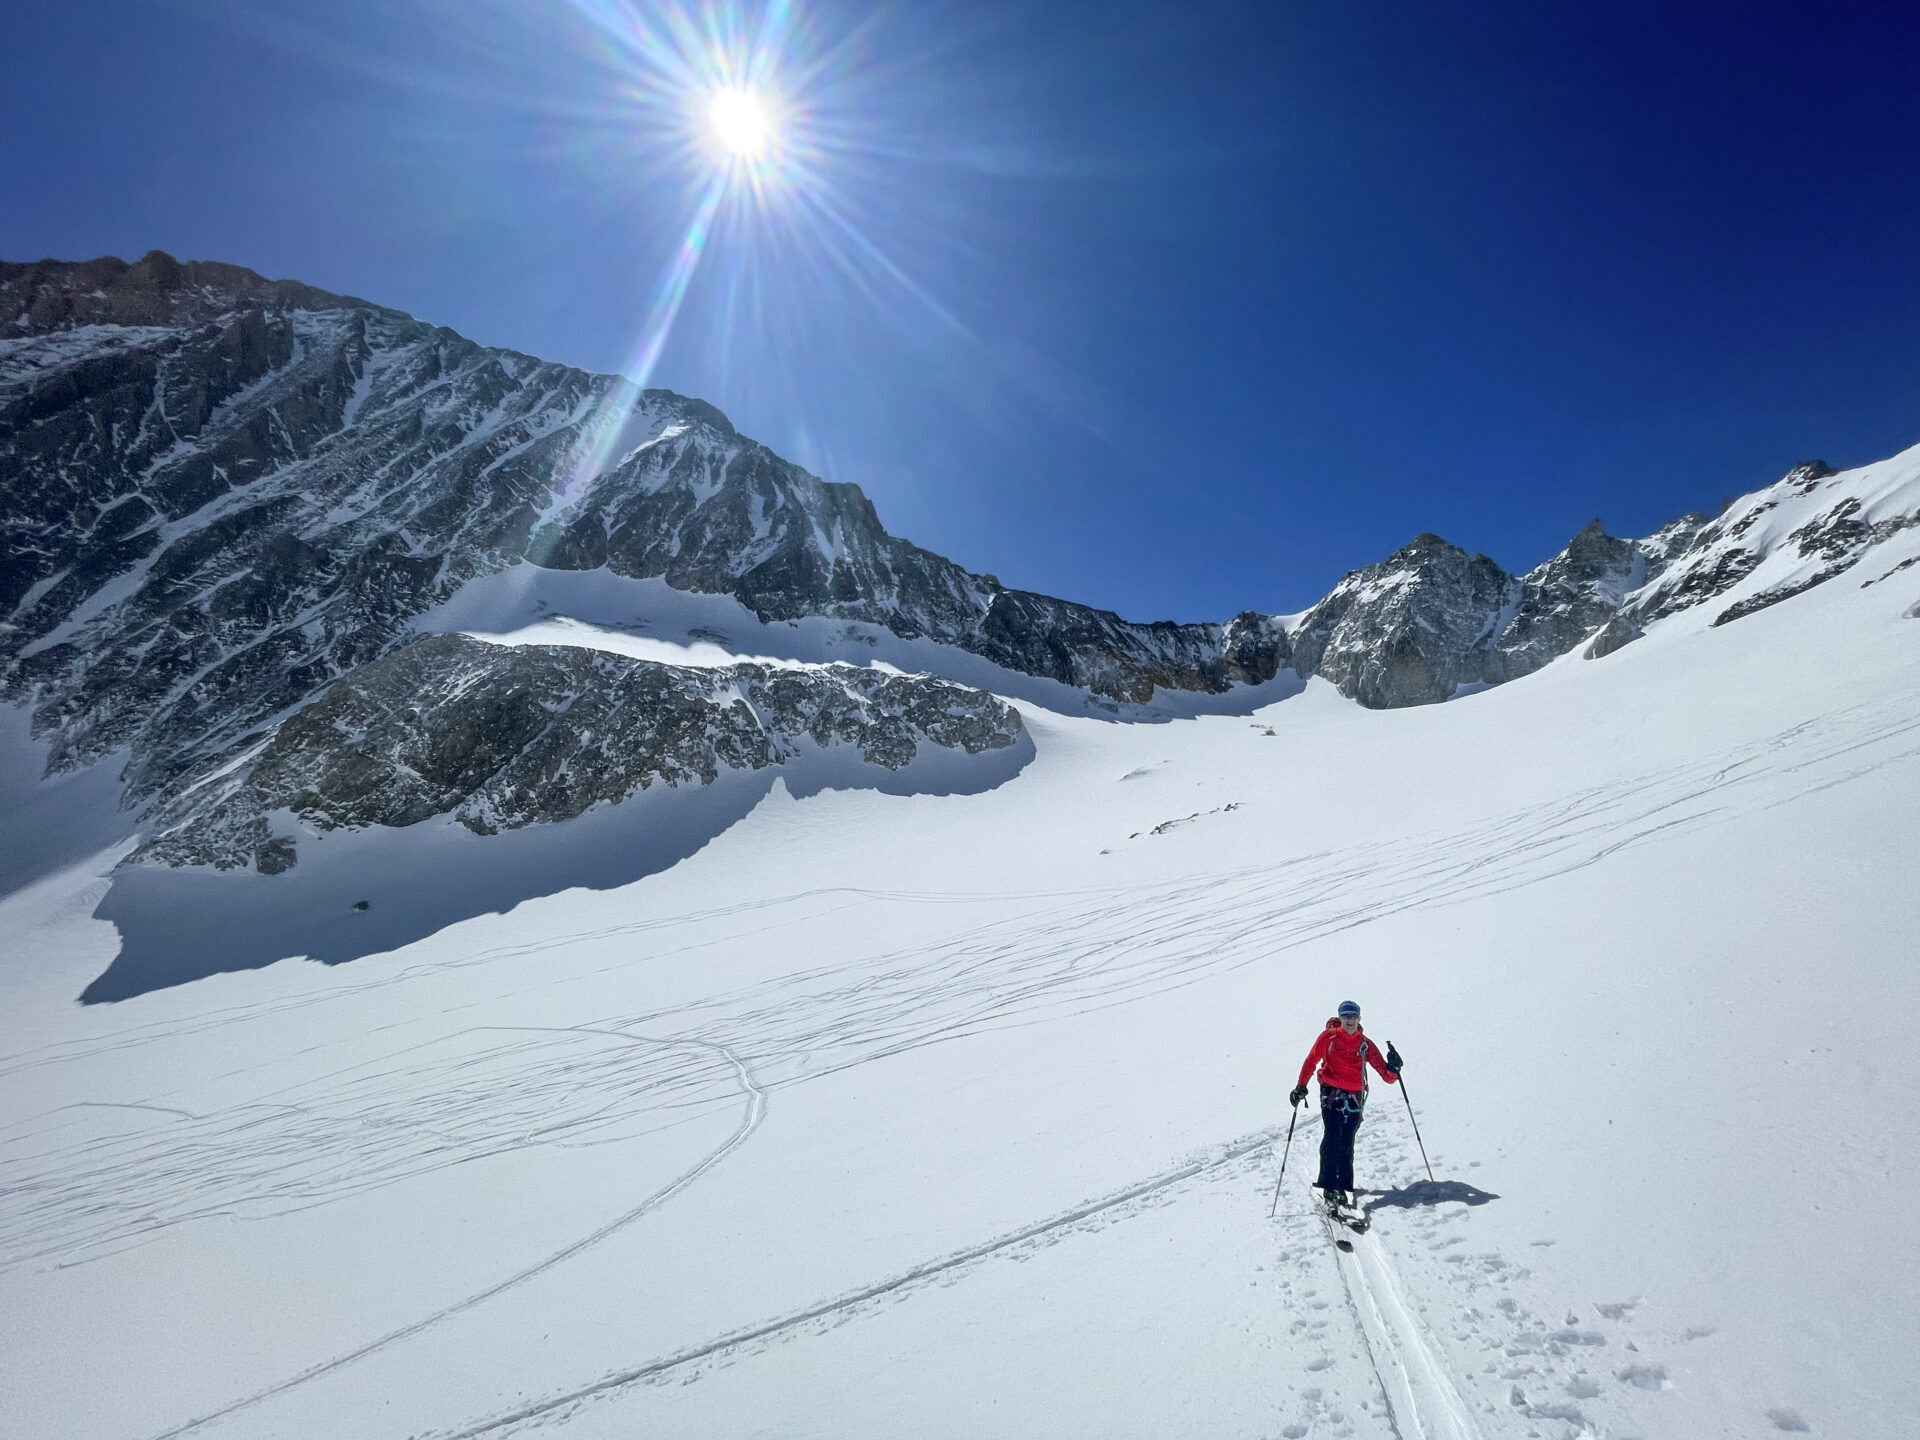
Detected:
left=1361, top=1179, right=1502, bottom=1214
left=82, top=731, right=1034, bottom=1004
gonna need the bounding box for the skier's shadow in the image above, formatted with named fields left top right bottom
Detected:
left=1360, top=1179, right=1500, bottom=1215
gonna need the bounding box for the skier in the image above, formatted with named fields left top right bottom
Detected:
left=1288, top=1000, right=1402, bottom=1216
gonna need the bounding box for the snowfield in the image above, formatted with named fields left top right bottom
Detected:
left=3, top=498, right=1918, bottom=1439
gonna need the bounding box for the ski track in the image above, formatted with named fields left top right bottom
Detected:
left=145, top=1030, right=766, bottom=1440
left=0, top=696, right=1913, bottom=1436
left=415, top=1126, right=1290, bottom=1440
left=1276, top=1116, right=1641, bottom=1440
left=1285, top=1131, right=1484, bottom=1440
left=1343, top=1228, right=1486, bottom=1440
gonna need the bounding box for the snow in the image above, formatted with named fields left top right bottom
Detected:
left=1644, top=441, right=1920, bottom=638
left=2, top=509, right=1918, bottom=1438
left=525, top=404, right=681, bottom=536
left=336, top=344, right=378, bottom=430
left=417, top=563, right=1310, bottom=718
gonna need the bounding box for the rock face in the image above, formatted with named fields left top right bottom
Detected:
left=1582, top=613, right=1643, bottom=661
left=1282, top=515, right=1700, bottom=707
left=1274, top=469, right=1884, bottom=706
left=1288, top=535, right=1518, bottom=708
left=520, top=413, right=1289, bottom=703
left=133, top=634, right=1025, bottom=873
left=1482, top=520, right=1643, bottom=684
left=3, top=254, right=618, bottom=804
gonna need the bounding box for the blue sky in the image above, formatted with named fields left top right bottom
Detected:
left=6, top=1, right=1918, bottom=618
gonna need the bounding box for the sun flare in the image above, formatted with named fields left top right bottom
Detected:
left=709, top=87, right=773, bottom=158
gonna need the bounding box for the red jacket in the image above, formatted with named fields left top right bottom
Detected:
left=1297, top=1019, right=1399, bottom=1094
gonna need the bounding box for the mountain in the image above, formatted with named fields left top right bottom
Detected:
left=3, top=252, right=1915, bottom=885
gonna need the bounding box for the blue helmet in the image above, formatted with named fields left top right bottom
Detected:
left=1337, top=1000, right=1361, bottom=1018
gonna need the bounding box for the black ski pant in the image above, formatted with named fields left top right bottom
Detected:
left=1316, top=1085, right=1364, bottom=1192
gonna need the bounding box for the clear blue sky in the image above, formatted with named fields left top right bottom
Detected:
left=6, top=1, right=1919, bottom=619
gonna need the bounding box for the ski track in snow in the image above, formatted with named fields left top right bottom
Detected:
left=1343, top=1227, right=1487, bottom=1440
left=1, top=694, right=1913, bottom=1437
left=145, top=1030, right=766, bottom=1440
left=3, top=1025, right=760, bottom=1269
left=1282, top=1124, right=1487, bottom=1440
left=415, top=1127, right=1292, bottom=1439
left=1268, top=1118, right=1635, bottom=1440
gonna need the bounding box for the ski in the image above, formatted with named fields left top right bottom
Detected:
left=1316, top=1201, right=1354, bottom=1252
left=1319, top=1190, right=1370, bottom=1238
left=1310, top=1189, right=1368, bottom=1250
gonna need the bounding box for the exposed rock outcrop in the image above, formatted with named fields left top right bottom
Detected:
left=1288, top=534, right=1517, bottom=708
left=1481, top=520, right=1642, bottom=684
left=1626, top=463, right=1919, bottom=632
left=132, top=634, right=1025, bottom=873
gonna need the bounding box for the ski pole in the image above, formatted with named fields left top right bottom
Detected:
left=1390, top=1041, right=1435, bottom=1184
left=1269, top=1097, right=1304, bottom=1218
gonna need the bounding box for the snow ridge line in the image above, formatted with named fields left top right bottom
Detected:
left=145, top=1027, right=765, bottom=1440
left=423, top=1124, right=1288, bottom=1440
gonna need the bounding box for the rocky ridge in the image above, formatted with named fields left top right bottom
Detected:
left=1280, top=513, right=1710, bottom=709
left=5, top=252, right=1915, bottom=873
left=1624, top=462, right=1920, bottom=629
left=133, top=633, right=1024, bottom=873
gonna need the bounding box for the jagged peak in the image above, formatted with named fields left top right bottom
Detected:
left=1644, top=510, right=1713, bottom=536
left=1781, top=459, right=1836, bottom=487
left=645, top=388, right=736, bottom=438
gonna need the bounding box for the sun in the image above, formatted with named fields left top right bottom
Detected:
left=708, top=87, right=773, bottom=159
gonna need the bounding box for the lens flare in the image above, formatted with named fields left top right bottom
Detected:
left=527, top=167, right=730, bottom=559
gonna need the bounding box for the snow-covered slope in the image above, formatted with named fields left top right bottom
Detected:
left=1627, top=458, right=1920, bottom=630
left=2, top=433, right=1917, bottom=1439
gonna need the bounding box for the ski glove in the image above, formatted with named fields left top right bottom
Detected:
left=1288, top=1084, right=1308, bottom=1108
left=1385, top=1044, right=1403, bottom=1072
